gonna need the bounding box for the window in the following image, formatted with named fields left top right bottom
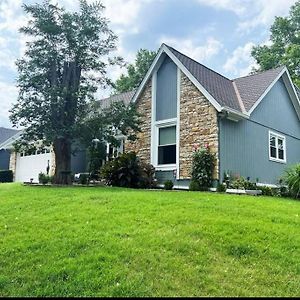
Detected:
left=158, top=126, right=176, bottom=165
left=269, top=132, right=286, bottom=163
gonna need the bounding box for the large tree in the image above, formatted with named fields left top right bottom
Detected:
left=252, top=0, right=300, bottom=86
left=114, top=49, right=157, bottom=93
left=10, top=0, right=138, bottom=184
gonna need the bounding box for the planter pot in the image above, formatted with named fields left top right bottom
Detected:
left=245, top=190, right=262, bottom=196
left=226, top=189, right=246, bottom=194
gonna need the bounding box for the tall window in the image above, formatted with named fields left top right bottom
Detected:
left=269, top=131, right=286, bottom=163
left=158, top=126, right=176, bottom=165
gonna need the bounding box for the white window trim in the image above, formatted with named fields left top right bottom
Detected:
left=151, top=67, right=181, bottom=174
left=268, top=131, right=287, bottom=164
left=155, top=121, right=177, bottom=170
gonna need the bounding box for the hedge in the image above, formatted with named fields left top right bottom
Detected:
left=0, top=170, right=13, bottom=183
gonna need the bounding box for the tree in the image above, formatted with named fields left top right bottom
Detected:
left=10, top=0, right=130, bottom=184
left=251, top=0, right=300, bottom=86
left=77, top=100, right=141, bottom=180
left=114, top=49, right=157, bottom=93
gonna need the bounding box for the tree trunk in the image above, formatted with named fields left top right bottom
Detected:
left=53, top=137, right=72, bottom=185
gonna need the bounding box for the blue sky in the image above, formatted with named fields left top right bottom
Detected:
left=0, top=0, right=297, bottom=128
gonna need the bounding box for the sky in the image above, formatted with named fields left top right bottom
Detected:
left=0, top=0, right=297, bottom=128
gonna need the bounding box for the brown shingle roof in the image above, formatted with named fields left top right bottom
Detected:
left=233, top=66, right=285, bottom=111
left=166, top=45, right=242, bottom=112
left=0, top=127, right=19, bottom=144
left=98, top=90, right=136, bottom=109
left=98, top=46, right=292, bottom=116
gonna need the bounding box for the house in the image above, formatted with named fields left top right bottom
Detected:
left=0, top=127, right=20, bottom=170
left=0, top=130, right=87, bottom=183
left=2, top=43, right=300, bottom=186
left=123, top=44, right=300, bottom=188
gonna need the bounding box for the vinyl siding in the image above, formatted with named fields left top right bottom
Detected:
left=220, top=78, right=300, bottom=184
left=0, top=150, right=10, bottom=170
left=156, top=57, right=177, bottom=121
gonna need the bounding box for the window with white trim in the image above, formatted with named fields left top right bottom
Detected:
left=269, top=131, right=286, bottom=163
left=158, top=125, right=176, bottom=165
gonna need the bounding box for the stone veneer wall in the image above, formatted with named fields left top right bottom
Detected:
left=179, top=72, right=219, bottom=180
left=125, top=80, right=152, bottom=164
left=125, top=73, right=219, bottom=181
left=9, top=151, right=17, bottom=180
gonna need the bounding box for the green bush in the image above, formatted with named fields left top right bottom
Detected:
left=100, top=152, right=155, bottom=189
left=189, top=180, right=201, bottom=191
left=259, top=186, right=279, bottom=197
left=38, top=173, right=51, bottom=185
left=283, top=164, right=300, bottom=199
left=228, top=176, right=257, bottom=190
left=164, top=180, right=174, bottom=190
left=217, top=183, right=227, bottom=193
left=191, top=146, right=215, bottom=190
left=0, top=170, right=13, bottom=183
left=79, top=173, right=89, bottom=185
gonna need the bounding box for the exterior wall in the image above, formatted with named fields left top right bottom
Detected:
left=179, top=73, right=219, bottom=180
left=125, top=79, right=152, bottom=164
left=126, top=67, right=219, bottom=184
left=220, top=79, right=300, bottom=184
left=156, top=57, right=178, bottom=121
left=0, top=149, right=10, bottom=170
left=9, top=151, right=17, bottom=180
left=71, top=149, right=87, bottom=174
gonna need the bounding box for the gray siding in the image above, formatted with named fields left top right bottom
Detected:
left=220, top=79, right=300, bottom=184
left=155, top=171, right=190, bottom=188
left=0, top=150, right=10, bottom=170
left=156, top=57, right=177, bottom=121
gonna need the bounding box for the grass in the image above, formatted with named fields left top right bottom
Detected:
left=0, top=183, right=299, bottom=297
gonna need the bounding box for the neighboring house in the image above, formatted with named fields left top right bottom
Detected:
left=0, top=131, right=87, bottom=183
left=2, top=43, right=300, bottom=186
left=0, top=127, right=20, bottom=170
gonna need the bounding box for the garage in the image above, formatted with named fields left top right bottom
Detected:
left=15, top=149, right=52, bottom=183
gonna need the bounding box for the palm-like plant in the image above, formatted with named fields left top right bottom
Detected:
left=284, top=164, right=300, bottom=199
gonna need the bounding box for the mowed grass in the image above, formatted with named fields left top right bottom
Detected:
left=0, top=184, right=299, bottom=297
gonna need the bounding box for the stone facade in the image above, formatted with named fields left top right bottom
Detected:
left=125, top=72, right=219, bottom=181
left=179, top=72, right=219, bottom=180
left=9, top=151, right=17, bottom=180
left=125, top=80, right=152, bottom=164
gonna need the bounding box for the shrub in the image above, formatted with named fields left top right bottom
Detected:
left=164, top=180, right=174, bottom=190
left=0, top=170, right=13, bottom=183
left=139, top=163, right=156, bottom=189
left=283, top=164, right=300, bottom=199
left=228, top=176, right=257, bottom=190
left=217, top=183, right=227, bottom=193
left=189, top=180, right=201, bottom=191
left=259, top=186, right=279, bottom=197
left=100, top=152, right=155, bottom=189
left=38, top=172, right=50, bottom=185
left=191, top=146, right=215, bottom=190
left=79, top=173, right=89, bottom=185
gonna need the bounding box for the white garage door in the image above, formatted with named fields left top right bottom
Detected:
left=15, top=151, right=52, bottom=183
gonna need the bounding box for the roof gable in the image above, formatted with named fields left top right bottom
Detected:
left=0, top=127, right=19, bottom=145
left=119, top=43, right=300, bottom=121
left=167, top=46, right=241, bottom=112
left=233, top=66, right=285, bottom=111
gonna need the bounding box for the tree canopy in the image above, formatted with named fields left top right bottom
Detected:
left=251, top=0, right=300, bottom=86
left=114, top=49, right=157, bottom=93
left=10, top=0, right=140, bottom=184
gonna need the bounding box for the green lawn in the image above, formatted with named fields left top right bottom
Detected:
left=0, top=184, right=299, bottom=297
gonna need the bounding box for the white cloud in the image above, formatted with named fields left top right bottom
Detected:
left=196, top=0, right=296, bottom=31
left=0, top=81, right=18, bottom=128
left=159, top=36, right=223, bottom=63
left=223, top=42, right=259, bottom=78
left=196, top=0, right=248, bottom=16
left=238, top=0, right=296, bottom=32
